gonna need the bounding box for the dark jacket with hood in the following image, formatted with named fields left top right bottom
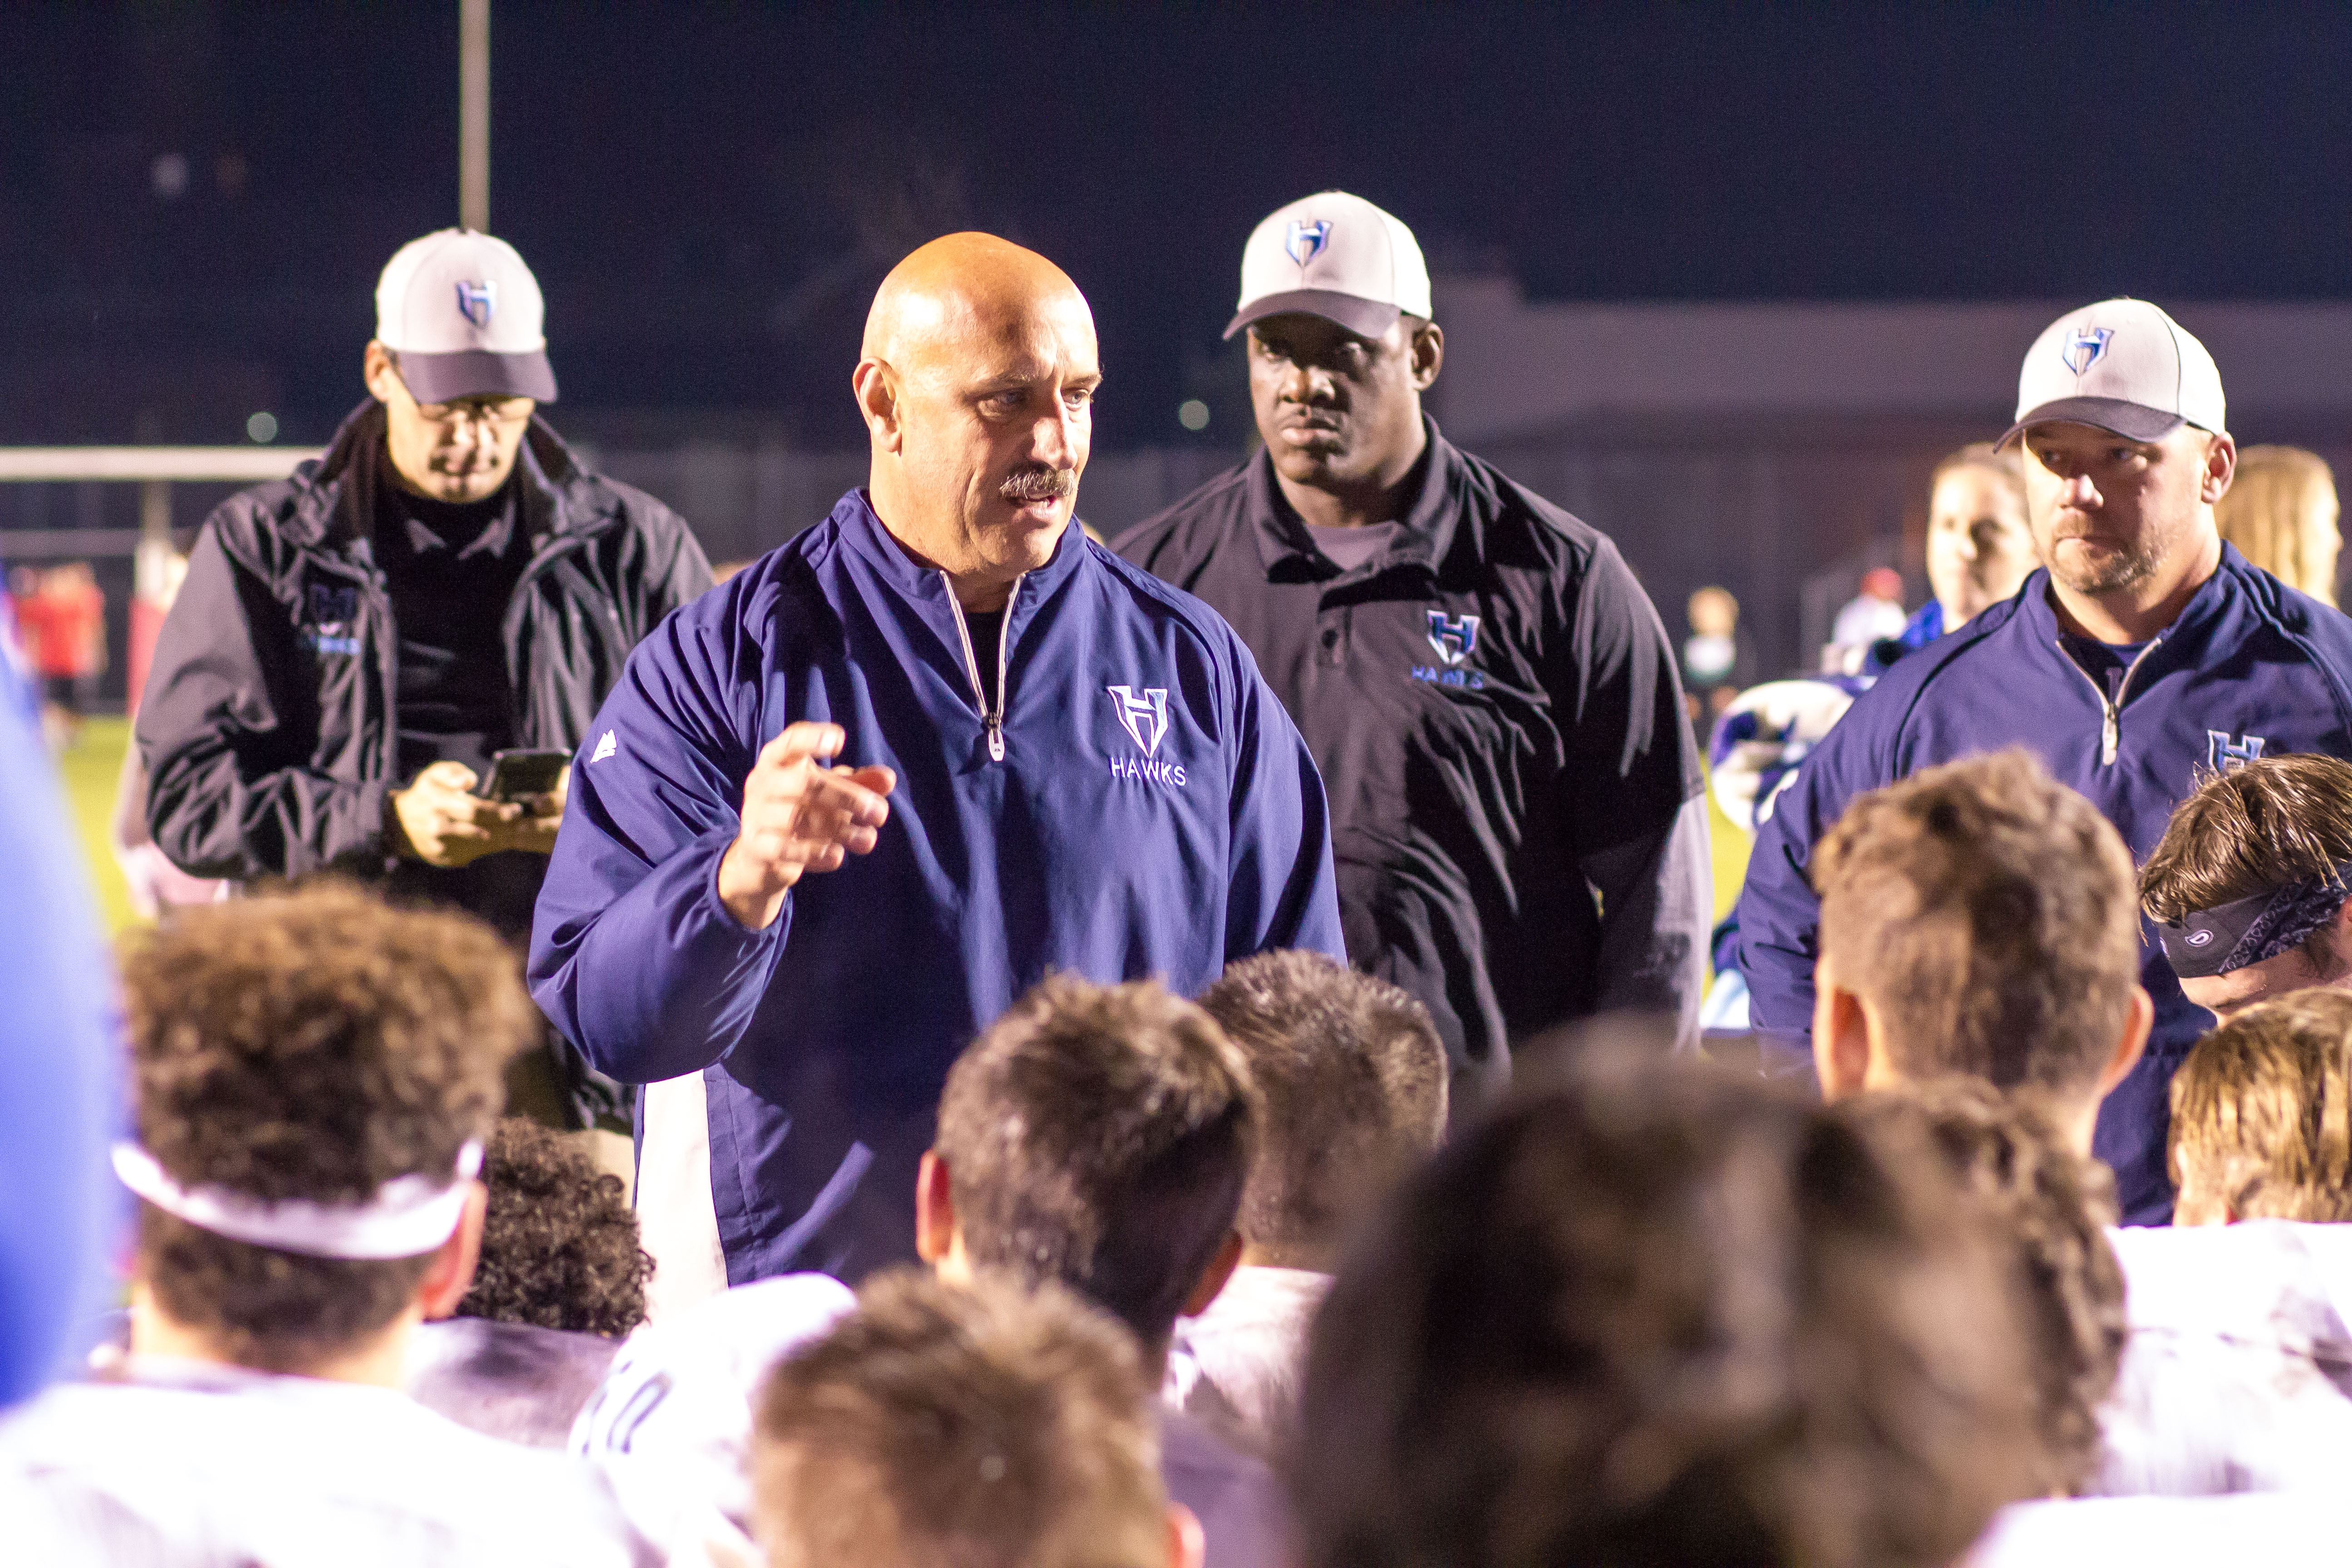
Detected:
left=137, top=401, right=713, bottom=889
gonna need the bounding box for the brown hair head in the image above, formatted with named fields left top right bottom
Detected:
left=1813, top=749, right=2140, bottom=1095
left=753, top=1268, right=1167, bottom=1568
left=1293, top=1053, right=2041, bottom=1568
left=2140, top=754, right=2352, bottom=930
left=1836, top=1079, right=2127, bottom=1495
left=2215, top=445, right=2339, bottom=604
left=455, top=1118, right=653, bottom=1338
left=121, top=882, right=533, bottom=1371
left=935, top=974, right=1257, bottom=1345
left=2168, top=989, right=2352, bottom=1223
left=1197, top=952, right=1446, bottom=1264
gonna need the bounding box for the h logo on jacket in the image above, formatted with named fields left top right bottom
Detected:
left=1107, top=685, right=1170, bottom=756
left=2208, top=730, right=2268, bottom=773
left=1426, top=611, right=1480, bottom=668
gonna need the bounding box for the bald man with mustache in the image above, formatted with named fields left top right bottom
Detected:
left=530, top=234, right=1343, bottom=1295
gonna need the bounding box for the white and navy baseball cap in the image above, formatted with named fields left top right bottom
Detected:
left=1225, top=190, right=1433, bottom=341
left=1999, top=298, right=2224, bottom=448
left=374, top=228, right=559, bottom=404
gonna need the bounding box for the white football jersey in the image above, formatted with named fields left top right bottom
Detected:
left=0, top=1357, right=653, bottom=1566
left=571, top=1272, right=858, bottom=1568
left=2097, top=1220, right=2352, bottom=1495
left=1975, top=1494, right=2341, bottom=1565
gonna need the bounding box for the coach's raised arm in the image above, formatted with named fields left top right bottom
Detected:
left=529, top=233, right=1343, bottom=1292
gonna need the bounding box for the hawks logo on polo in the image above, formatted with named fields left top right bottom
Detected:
left=1412, top=610, right=1486, bottom=690
left=1105, top=684, right=1185, bottom=787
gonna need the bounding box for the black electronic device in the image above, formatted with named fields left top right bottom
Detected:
left=477, top=748, right=570, bottom=802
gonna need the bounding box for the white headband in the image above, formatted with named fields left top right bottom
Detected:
left=113, top=1139, right=483, bottom=1261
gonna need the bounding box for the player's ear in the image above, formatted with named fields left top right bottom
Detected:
left=853, top=359, right=904, bottom=453
left=417, top=1181, right=488, bottom=1320
left=2095, top=985, right=2155, bottom=1100
left=363, top=340, right=403, bottom=406
left=1165, top=1502, right=1205, bottom=1568
left=1181, top=1230, right=1244, bottom=1318
left=1811, top=951, right=1872, bottom=1102
left=915, top=1150, right=957, bottom=1265
left=1408, top=319, right=1444, bottom=391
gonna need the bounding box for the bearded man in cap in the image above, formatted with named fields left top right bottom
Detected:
left=1117, top=191, right=1710, bottom=1121
left=530, top=233, right=1341, bottom=1296
left=1739, top=298, right=2352, bottom=1224
left=137, top=229, right=713, bottom=1131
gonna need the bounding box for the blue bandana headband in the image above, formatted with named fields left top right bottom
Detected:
left=2156, top=862, right=2352, bottom=980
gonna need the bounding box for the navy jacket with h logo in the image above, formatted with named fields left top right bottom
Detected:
left=529, top=490, right=1342, bottom=1283
left=1739, top=546, right=2352, bottom=1223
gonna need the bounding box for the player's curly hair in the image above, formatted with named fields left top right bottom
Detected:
left=456, top=1118, right=652, bottom=1337
left=1837, top=1078, right=2128, bottom=1495
left=121, top=882, right=532, bottom=1372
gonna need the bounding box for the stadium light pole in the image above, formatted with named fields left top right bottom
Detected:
left=460, top=0, right=490, bottom=232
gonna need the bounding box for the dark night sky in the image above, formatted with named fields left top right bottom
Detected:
left=4, top=2, right=2351, bottom=447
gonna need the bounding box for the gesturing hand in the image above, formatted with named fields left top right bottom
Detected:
left=716, top=722, right=897, bottom=931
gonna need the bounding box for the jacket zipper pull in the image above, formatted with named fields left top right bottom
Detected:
left=986, top=719, right=1004, bottom=762
left=2102, top=705, right=2119, bottom=766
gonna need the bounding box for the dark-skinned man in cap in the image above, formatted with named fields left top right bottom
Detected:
left=1118, top=191, right=1710, bottom=1120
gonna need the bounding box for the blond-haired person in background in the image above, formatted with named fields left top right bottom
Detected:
left=2215, top=445, right=2340, bottom=606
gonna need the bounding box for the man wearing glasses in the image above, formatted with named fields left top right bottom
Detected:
left=138, top=229, right=711, bottom=1128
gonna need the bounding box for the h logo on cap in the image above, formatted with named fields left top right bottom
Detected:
left=454, top=279, right=499, bottom=328
left=2061, top=326, right=2112, bottom=377
left=1285, top=219, right=1332, bottom=267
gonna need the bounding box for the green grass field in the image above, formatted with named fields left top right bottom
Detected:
left=54, top=716, right=1756, bottom=941
left=57, top=716, right=137, bottom=934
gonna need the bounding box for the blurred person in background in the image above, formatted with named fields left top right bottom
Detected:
left=1291, top=1053, right=2043, bottom=1568
left=2140, top=755, right=2352, bottom=1021
left=1681, top=585, right=1752, bottom=720
left=17, top=562, right=106, bottom=747
left=1742, top=299, right=2352, bottom=1224
left=1119, top=191, right=1707, bottom=1115
left=2215, top=444, right=2339, bottom=605
left=1824, top=564, right=1908, bottom=672
left=1872, top=443, right=2040, bottom=670
left=136, top=228, right=712, bottom=1138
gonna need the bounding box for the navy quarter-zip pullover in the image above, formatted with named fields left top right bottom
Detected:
left=529, top=491, right=1344, bottom=1283
left=1739, top=547, right=2352, bottom=1223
